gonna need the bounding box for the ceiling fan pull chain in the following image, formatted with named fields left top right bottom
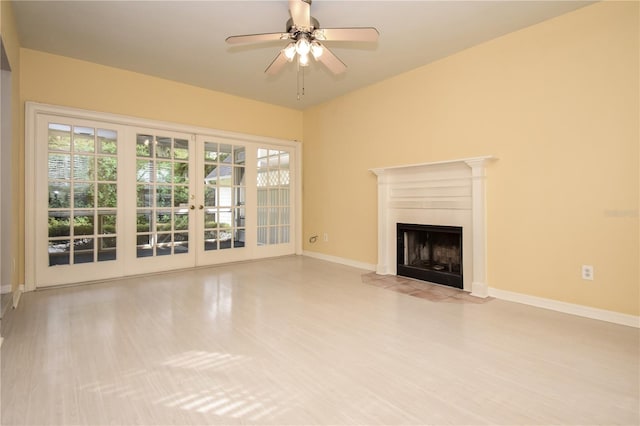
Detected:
left=297, top=61, right=306, bottom=101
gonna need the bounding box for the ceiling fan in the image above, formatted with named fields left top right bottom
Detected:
left=225, top=0, right=379, bottom=76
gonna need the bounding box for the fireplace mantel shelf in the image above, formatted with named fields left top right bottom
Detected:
left=369, top=155, right=496, bottom=176
left=371, top=155, right=496, bottom=298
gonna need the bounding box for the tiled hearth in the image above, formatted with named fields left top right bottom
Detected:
left=362, top=272, right=494, bottom=304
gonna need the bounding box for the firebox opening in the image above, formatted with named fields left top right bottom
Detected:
left=396, top=223, right=463, bottom=289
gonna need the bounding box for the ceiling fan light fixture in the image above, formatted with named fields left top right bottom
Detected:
left=283, top=42, right=297, bottom=61
left=310, top=41, right=323, bottom=59
left=299, top=52, right=310, bottom=67
left=295, top=37, right=311, bottom=56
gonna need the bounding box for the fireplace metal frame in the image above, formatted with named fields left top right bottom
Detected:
left=396, top=223, right=463, bottom=289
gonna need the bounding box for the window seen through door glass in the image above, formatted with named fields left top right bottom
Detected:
left=203, top=142, right=246, bottom=251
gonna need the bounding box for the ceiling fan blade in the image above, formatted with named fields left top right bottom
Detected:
left=226, top=32, right=289, bottom=45
left=265, top=51, right=289, bottom=75
left=317, top=46, right=347, bottom=75
left=314, top=27, right=379, bottom=42
left=289, top=0, right=310, bottom=29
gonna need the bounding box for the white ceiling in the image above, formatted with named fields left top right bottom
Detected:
left=12, top=0, right=594, bottom=110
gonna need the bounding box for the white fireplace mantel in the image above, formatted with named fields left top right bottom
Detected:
left=370, top=156, right=496, bottom=297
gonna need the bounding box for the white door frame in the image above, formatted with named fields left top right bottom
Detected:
left=25, top=102, right=302, bottom=291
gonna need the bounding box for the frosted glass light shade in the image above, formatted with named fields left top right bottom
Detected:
left=295, top=38, right=311, bottom=56
left=310, top=42, right=323, bottom=59
left=283, top=43, right=296, bottom=61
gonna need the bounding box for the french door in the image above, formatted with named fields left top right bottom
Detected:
left=194, top=137, right=296, bottom=264
left=27, top=105, right=299, bottom=288
left=194, top=136, right=250, bottom=265
left=128, top=128, right=197, bottom=275
left=37, top=117, right=131, bottom=286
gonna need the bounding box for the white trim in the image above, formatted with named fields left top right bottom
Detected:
left=466, top=158, right=490, bottom=297
left=24, top=103, right=37, bottom=291
left=12, top=284, right=23, bottom=309
left=0, top=284, right=10, bottom=294
left=295, top=142, right=303, bottom=255
left=489, top=287, right=640, bottom=328
left=26, top=102, right=297, bottom=148
left=302, top=251, right=376, bottom=272
left=374, top=169, right=389, bottom=275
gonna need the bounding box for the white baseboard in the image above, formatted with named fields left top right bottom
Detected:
left=0, top=284, right=10, bottom=295
left=489, top=287, right=639, bottom=329
left=302, top=251, right=376, bottom=272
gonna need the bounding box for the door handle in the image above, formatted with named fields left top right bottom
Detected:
left=199, top=205, right=204, bottom=210
left=190, top=205, right=195, bottom=210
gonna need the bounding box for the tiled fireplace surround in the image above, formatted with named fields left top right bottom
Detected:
left=370, top=156, right=494, bottom=298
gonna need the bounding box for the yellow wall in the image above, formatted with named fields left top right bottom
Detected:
left=1, top=0, right=22, bottom=293
left=20, top=49, right=303, bottom=142
left=303, top=1, right=639, bottom=315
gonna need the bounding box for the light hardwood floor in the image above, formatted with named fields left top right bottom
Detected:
left=1, top=256, right=638, bottom=425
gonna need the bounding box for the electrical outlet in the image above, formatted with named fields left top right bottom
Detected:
left=581, top=265, right=594, bottom=281
left=323, top=233, right=329, bottom=242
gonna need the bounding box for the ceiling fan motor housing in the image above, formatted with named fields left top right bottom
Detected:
left=286, top=17, right=320, bottom=35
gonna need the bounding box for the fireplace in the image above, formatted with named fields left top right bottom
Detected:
left=397, top=223, right=463, bottom=289
left=371, top=156, right=494, bottom=297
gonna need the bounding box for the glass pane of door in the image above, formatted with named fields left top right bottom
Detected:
left=47, top=123, right=119, bottom=266
left=135, top=133, right=191, bottom=258
left=257, top=148, right=290, bottom=246
left=202, top=142, right=246, bottom=252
